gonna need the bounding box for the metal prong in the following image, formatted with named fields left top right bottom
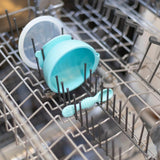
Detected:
left=73, top=94, right=77, bottom=120
left=125, top=107, right=128, bottom=131
left=61, top=27, right=64, bottom=35
left=106, top=88, right=109, bottom=111
left=92, top=0, right=98, bottom=8
left=91, top=116, right=95, bottom=139
left=80, top=0, right=84, bottom=6
left=84, top=63, right=87, bottom=83
left=35, top=58, right=41, bottom=77
left=98, top=124, right=102, bottom=147
left=34, top=0, right=38, bottom=17
left=42, top=9, right=45, bottom=15
left=149, top=60, right=160, bottom=83
left=99, top=0, right=105, bottom=14
left=85, top=110, right=89, bottom=133
left=145, top=131, right=150, bottom=153
left=108, top=11, right=116, bottom=35
left=61, top=82, right=66, bottom=106
left=112, top=140, right=115, bottom=160
left=5, top=10, right=13, bottom=37
left=119, top=147, right=122, bottom=160
left=100, top=82, right=103, bottom=106
left=31, top=38, right=36, bottom=52
left=113, top=95, right=116, bottom=118
left=95, top=75, right=98, bottom=94
left=31, top=38, right=41, bottom=77
left=137, top=41, right=151, bottom=72
left=79, top=102, right=83, bottom=127
left=105, top=132, right=108, bottom=156
left=13, top=17, right=19, bottom=37
left=41, top=48, right=45, bottom=60
left=128, top=27, right=143, bottom=61
left=55, top=76, right=61, bottom=101
left=89, top=69, right=92, bottom=90
left=131, top=113, right=135, bottom=138
left=67, top=88, right=71, bottom=104
left=101, top=2, right=107, bottom=16
left=138, top=123, right=145, bottom=145
left=119, top=101, right=122, bottom=124
left=116, top=20, right=127, bottom=52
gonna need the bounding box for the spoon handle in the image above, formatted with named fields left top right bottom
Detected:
left=81, top=97, right=96, bottom=109
left=62, top=97, right=96, bottom=117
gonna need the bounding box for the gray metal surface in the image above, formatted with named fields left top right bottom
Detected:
left=0, top=0, right=160, bottom=160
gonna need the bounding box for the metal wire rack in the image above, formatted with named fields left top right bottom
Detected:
left=107, top=0, right=160, bottom=38
left=127, top=0, right=160, bottom=17
left=0, top=0, right=160, bottom=160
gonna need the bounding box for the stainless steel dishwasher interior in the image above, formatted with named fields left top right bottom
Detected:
left=0, top=0, right=160, bottom=160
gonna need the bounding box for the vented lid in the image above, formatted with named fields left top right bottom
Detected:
left=18, top=16, right=64, bottom=69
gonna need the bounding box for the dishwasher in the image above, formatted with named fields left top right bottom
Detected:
left=0, top=0, right=160, bottom=160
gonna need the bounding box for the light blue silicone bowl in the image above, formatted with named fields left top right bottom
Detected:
left=35, top=34, right=100, bottom=93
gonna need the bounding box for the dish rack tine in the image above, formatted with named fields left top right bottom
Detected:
left=99, top=0, right=106, bottom=16
left=137, top=36, right=160, bottom=72
left=95, top=74, right=98, bottom=94
left=73, top=93, right=78, bottom=120
left=13, top=17, right=19, bottom=37
left=115, top=15, right=127, bottom=53
left=5, top=9, right=17, bottom=47
left=112, top=140, right=115, bottom=160
left=119, top=147, right=122, bottom=160
left=149, top=59, right=160, bottom=83
left=91, top=116, right=95, bottom=140
left=98, top=124, right=102, bottom=148
left=61, top=27, right=64, bottom=35
left=55, top=75, right=61, bottom=101
left=84, top=63, right=87, bottom=83
left=5, top=10, right=14, bottom=38
left=67, top=88, right=71, bottom=105
left=61, top=81, right=66, bottom=106
left=145, top=131, right=150, bottom=153
left=105, top=132, right=108, bottom=156
left=107, top=9, right=116, bottom=36
left=89, top=69, right=92, bottom=90
left=125, top=107, right=128, bottom=132
left=128, top=25, right=143, bottom=56
left=131, top=113, right=135, bottom=138
left=138, top=123, right=145, bottom=146
left=112, top=94, right=116, bottom=118
left=31, top=38, right=41, bottom=77
left=118, top=100, right=122, bottom=124
left=79, top=101, right=83, bottom=127
left=106, top=88, right=110, bottom=111
left=41, top=48, right=45, bottom=60
left=100, top=82, right=104, bottom=105
left=85, top=110, right=89, bottom=133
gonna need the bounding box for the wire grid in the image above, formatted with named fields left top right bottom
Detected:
left=123, top=0, right=160, bottom=17
left=106, top=0, right=160, bottom=39
left=103, top=0, right=160, bottom=94
left=0, top=0, right=159, bottom=160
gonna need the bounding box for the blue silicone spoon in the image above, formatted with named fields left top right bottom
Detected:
left=62, top=88, right=113, bottom=117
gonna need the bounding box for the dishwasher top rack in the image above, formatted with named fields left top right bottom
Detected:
left=0, top=0, right=160, bottom=160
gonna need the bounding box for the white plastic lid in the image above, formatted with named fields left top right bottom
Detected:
left=18, top=15, right=64, bottom=69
